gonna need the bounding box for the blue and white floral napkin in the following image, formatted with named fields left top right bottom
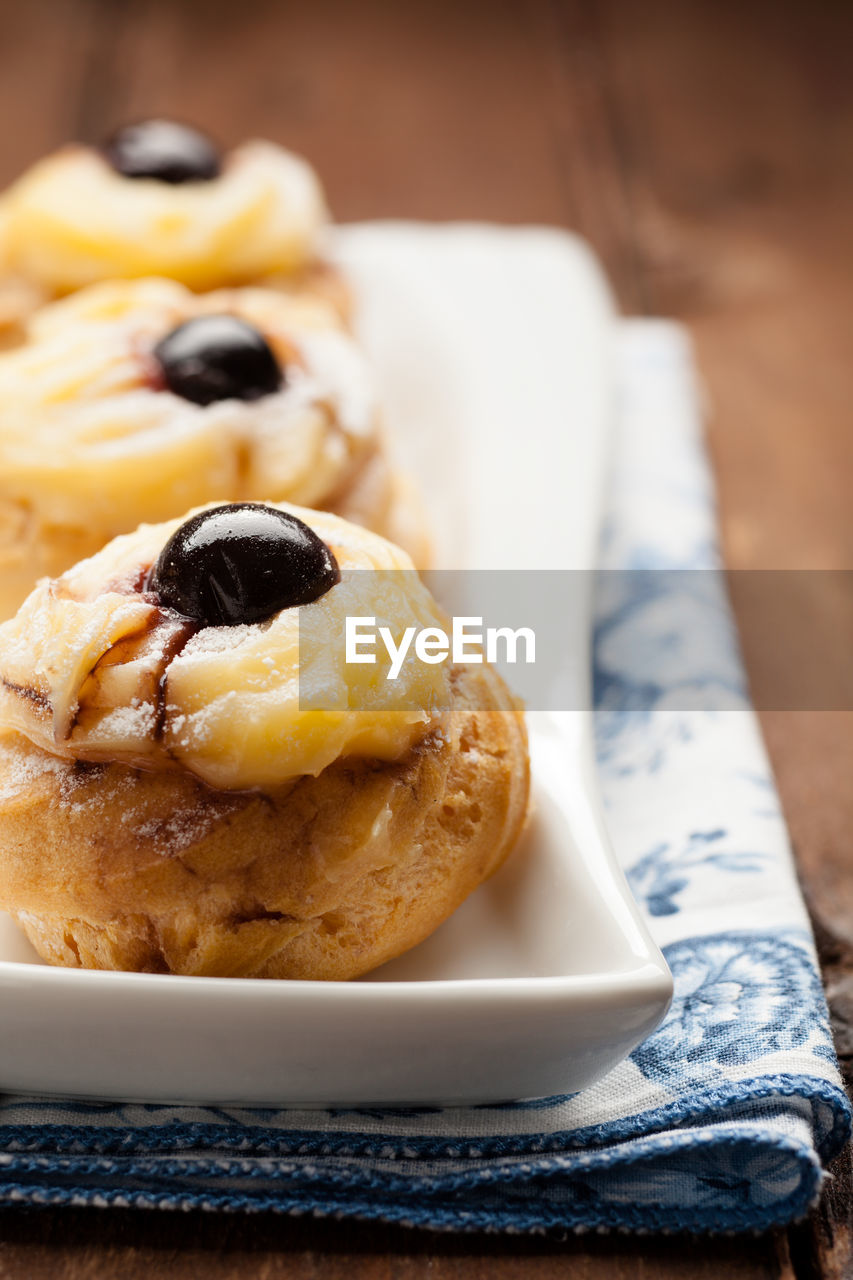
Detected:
left=0, top=320, right=847, bottom=1232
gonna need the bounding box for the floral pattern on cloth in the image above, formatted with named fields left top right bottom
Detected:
left=627, top=832, right=771, bottom=918
left=633, top=932, right=837, bottom=1084
left=0, top=320, right=847, bottom=1233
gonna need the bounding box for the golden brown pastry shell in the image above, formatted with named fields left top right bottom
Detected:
left=0, top=663, right=529, bottom=980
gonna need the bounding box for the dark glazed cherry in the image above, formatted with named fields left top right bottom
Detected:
left=147, top=504, right=340, bottom=626
left=103, top=120, right=221, bottom=184
left=153, top=316, right=283, bottom=406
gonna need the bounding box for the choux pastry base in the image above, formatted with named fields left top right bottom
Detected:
left=0, top=664, right=529, bottom=980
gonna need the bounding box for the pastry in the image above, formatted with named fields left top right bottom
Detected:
left=0, top=276, right=427, bottom=620
left=0, top=202, right=44, bottom=350
left=0, top=119, right=347, bottom=340
left=0, top=503, right=529, bottom=979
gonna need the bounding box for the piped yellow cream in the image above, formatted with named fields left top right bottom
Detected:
left=0, top=506, right=450, bottom=790
left=1, top=141, right=328, bottom=293
left=0, top=277, right=376, bottom=525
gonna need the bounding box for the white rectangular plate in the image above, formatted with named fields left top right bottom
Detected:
left=0, top=224, right=671, bottom=1106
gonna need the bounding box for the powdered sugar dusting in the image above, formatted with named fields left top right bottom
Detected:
left=0, top=742, right=67, bottom=803
left=179, top=624, right=257, bottom=657
left=129, top=800, right=237, bottom=857
left=80, top=702, right=158, bottom=747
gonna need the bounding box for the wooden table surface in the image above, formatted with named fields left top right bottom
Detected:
left=0, top=0, right=851, bottom=1275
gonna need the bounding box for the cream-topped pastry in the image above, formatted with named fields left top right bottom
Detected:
left=0, top=122, right=330, bottom=295
left=0, top=504, right=529, bottom=979
left=0, top=504, right=449, bottom=790
left=0, top=277, right=425, bottom=620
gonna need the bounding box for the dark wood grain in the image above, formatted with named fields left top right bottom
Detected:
left=0, top=1206, right=792, bottom=1280
left=0, top=0, right=850, bottom=1275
